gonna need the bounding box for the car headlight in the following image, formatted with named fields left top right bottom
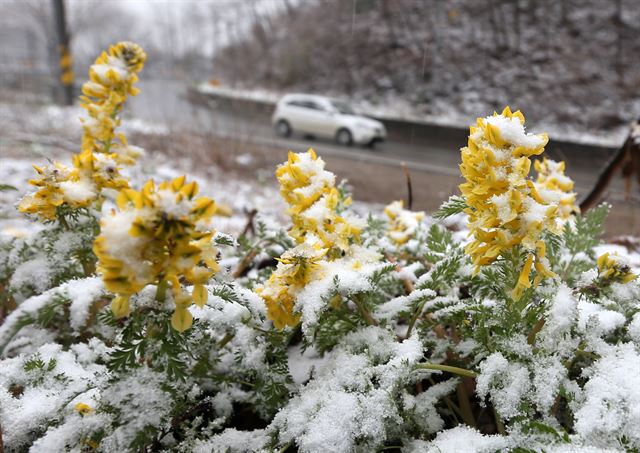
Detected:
left=355, top=122, right=374, bottom=130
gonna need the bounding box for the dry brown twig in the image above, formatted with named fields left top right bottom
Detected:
left=580, top=119, right=640, bottom=211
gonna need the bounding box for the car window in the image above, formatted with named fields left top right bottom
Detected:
left=331, top=101, right=355, bottom=115
left=286, top=100, right=325, bottom=111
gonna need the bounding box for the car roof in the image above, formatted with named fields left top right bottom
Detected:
left=281, top=93, right=331, bottom=103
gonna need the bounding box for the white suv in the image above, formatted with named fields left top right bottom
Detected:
left=272, top=94, right=386, bottom=147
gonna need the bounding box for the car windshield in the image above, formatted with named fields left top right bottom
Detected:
left=330, top=100, right=355, bottom=115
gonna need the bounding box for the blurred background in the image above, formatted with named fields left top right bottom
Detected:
left=1, top=0, right=640, bottom=234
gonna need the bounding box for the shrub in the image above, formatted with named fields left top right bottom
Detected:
left=1, top=42, right=638, bottom=453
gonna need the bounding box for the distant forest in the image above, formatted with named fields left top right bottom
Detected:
left=214, top=0, right=640, bottom=132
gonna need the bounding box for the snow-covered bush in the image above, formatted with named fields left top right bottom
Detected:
left=1, top=43, right=639, bottom=453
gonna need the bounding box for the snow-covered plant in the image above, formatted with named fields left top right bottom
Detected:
left=1, top=42, right=639, bottom=453
left=93, top=176, right=219, bottom=331
left=18, top=42, right=146, bottom=222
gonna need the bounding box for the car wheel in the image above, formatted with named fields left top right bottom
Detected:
left=275, top=120, right=292, bottom=138
left=336, top=128, right=353, bottom=146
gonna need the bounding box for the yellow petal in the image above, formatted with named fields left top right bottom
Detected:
left=171, top=307, right=193, bottom=332
left=104, top=277, right=135, bottom=295
left=597, top=253, right=609, bottom=272
left=111, top=296, right=131, bottom=319
left=192, top=284, right=207, bottom=308
left=116, top=189, right=141, bottom=210
left=192, top=197, right=216, bottom=218
left=171, top=175, right=186, bottom=191
left=180, top=181, right=199, bottom=199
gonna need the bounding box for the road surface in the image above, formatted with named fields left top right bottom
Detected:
left=128, top=80, right=626, bottom=198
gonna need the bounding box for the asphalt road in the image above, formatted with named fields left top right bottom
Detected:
left=128, top=80, right=625, bottom=198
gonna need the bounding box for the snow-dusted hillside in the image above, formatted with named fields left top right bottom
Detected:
left=213, top=0, right=640, bottom=141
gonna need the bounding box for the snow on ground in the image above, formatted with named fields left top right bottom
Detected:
left=1, top=154, right=285, bottom=242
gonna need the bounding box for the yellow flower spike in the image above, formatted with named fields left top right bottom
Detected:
left=262, top=290, right=300, bottom=330
left=501, top=106, right=513, bottom=118
left=171, top=307, right=193, bottom=332
left=533, top=157, right=579, bottom=220
left=111, top=296, right=131, bottom=319
left=261, top=150, right=366, bottom=329
left=94, top=175, right=220, bottom=331
left=384, top=200, right=425, bottom=245
left=74, top=403, right=94, bottom=416
left=460, top=108, right=562, bottom=297
left=109, top=41, right=147, bottom=72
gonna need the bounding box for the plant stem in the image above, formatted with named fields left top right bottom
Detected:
left=406, top=296, right=429, bottom=338
left=429, top=377, right=463, bottom=424
left=217, top=331, right=235, bottom=348
left=58, top=215, right=69, bottom=230
left=527, top=318, right=546, bottom=345
left=352, top=294, right=378, bottom=326
left=492, top=405, right=506, bottom=435
left=414, top=363, right=478, bottom=378
left=457, top=381, right=477, bottom=427
left=155, top=279, right=168, bottom=303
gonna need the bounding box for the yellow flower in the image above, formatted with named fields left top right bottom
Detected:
left=511, top=253, right=534, bottom=301
left=73, top=149, right=129, bottom=192
left=77, top=41, right=147, bottom=185
left=259, top=282, right=300, bottom=330
left=261, top=150, right=364, bottom=328
left=275, top=149, right=362, bottom=252
left=19, top=42, right=147, bottom=224
left=533, top=158, right=579, bottom=221
left=18, top=163, right=94, bottom=221
left=597, top=252, right=636, bottom=284
left=94, top=176, right=219, bottom=330
left=257, top=244, right=326, bottom=328
left=74, top=403, right=94, bottom=416
left=459, top=107, right=559, bottom=299
left=384, top=200, right=425, bottom=244
left=111, top=296, right=131, bottom=319
left=171, top=292, right=195, bottom=332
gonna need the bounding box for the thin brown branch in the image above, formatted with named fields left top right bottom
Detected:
left=240, top=208, right=258, bottom=237
left=527, top=318, right=546, bottom=345
left=401, top=162, right=413, bottom=210
left=580, top=122, right=638, bottom=211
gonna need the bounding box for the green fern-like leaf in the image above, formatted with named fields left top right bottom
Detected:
left=433, top=195, right=468, bottom=220
left=563, top=204, right=609, bottom=257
